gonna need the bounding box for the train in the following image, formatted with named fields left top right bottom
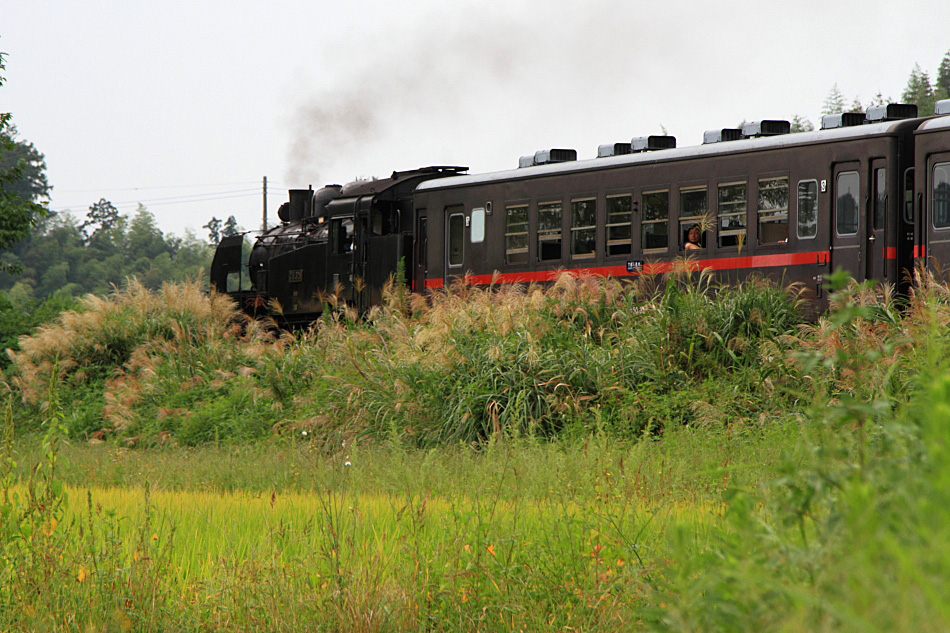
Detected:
left=211, top=100, right=950, bottom=324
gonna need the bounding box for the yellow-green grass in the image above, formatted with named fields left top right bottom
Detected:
left=6, top=479, right=726, bottom=631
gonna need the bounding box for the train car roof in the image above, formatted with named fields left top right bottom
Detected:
left=416, top=119, right=923, bottom=193
left=916, top=114, right=950, bottom=133
left=337, top=166, right=467, bottom=198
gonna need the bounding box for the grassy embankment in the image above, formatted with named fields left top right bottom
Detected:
left=2, top=266, right=950, bottom=630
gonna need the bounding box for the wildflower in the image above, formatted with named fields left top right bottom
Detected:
left=301, top=430, right=308, bottom=437
left=78, top=567, right=87, bottom=582
left=487, top=544, right=496, bottom=557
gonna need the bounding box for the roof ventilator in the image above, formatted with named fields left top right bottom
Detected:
left=821, top=112, right=866, bottom=129
left=866, top=103, right=918, bottom=122
left=935, top=99, right=950, bottom=116
left=741, top=120, right=790, bottom=138
left=631, top=135, right=677, bottom=152
left=597, top=143, right=632, bottom=158
left=519, top=148, right=577, bottom=168
left=703, top=128, right=743, bottom=144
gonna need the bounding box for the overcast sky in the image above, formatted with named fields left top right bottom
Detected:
left=3, top=0, right=949, bottom=239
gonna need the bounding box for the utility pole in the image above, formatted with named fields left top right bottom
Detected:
left=262, top=176, right=268, bottom=232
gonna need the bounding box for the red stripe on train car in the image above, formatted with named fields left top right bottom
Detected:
left=884, top=247, right=897, bottom=260
left=425, top=250, right=831, bottom=288
left=914, top=245, right=927, bottom=258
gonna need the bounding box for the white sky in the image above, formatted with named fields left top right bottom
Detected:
left=3, top=0, right=949, bottom=239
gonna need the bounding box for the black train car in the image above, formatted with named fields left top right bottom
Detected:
left=213, top=102, right=950, bottom=320
left=413, top=113, right=932, bottom=309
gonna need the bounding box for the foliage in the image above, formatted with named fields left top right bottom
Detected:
left=0, top=206, right=214, bottom=300
left=903, top=62, right=939, bottom=116
left=0, top=50, right=48, bottom=275
left=821, top=83, right=847, bottom=116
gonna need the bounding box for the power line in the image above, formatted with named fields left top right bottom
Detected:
left=53, top=180, right=275, bottom=194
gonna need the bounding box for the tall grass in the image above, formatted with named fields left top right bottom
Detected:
left=6, top=268, right=806, bottom=447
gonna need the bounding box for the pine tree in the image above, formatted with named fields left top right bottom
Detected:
left=937, top=49, right=950, bottom=98
left=822, top=84, right=847, bottom=115
left=902, top=63, right=936, bottom=114
left=790, top=115, right=814, bottom=133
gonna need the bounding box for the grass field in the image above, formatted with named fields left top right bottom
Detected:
left=4, top=273, right=950, bottom=630
left=2, top=429, right=795, bottom=632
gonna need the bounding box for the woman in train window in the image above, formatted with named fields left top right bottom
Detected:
left=684, top=224, right=703, bottom=250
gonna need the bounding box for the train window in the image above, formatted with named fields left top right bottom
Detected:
left=797, top=181, right=818, bottom=239
left=448, top=213, right=465, bottom=267
left=372, top=208, right=384, bottom=235
left=642, top=190, right=669, bottom=252
left=934, top=163, right=950, bottom=229
left=330, top=217, right=355, bottom=254
left=718, top=182, right=747, bottom=248
left=571, top=198, right=596, bottom=260
left=904, top=168, right=915, bottom=224
left=505, top=204, right=529, bottom=264
left=606, top=195, right=632, bottom=257
left=758, top=177, right=789, bottom=244
left=471, top=207, right=486, bottom=243
left=874, top=168, right=886, bottom=231
left=679, top=186, right=707, bottom=250
left=836, top=172, right=860, bottom=236
left=538, top=201, right=562, bottom=261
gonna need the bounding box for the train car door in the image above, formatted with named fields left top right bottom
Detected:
left=444, top=205, right=465, bottom=286
left=830, top=162, right=866, bottom=282
left=866, top=159, right=887, bottom=282
left=413, top=212, right=428, bottom=291
left=925, top=152, right=950, bottom=269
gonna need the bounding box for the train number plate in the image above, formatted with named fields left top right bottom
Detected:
left=289, top=269, right=303, bottom=283
left=626, top=260, right=644, bottom=273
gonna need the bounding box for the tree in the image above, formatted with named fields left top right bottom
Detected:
left=0, top=50, right=48, bottom=274
left=81, top=198, right=121, bottom=245
left=790, top=115, right=814, bottom=133
left=902, top=63, right=937, bottom=115
left=822, top=84, right=847, bottom=116
left=203, top=217, right=222, bottom=244
left=222, top=215, right=241, bottom=238
left=937, top=49, right=950, bottom=98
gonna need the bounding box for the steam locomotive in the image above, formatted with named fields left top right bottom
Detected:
left=211, top=101, right=950, bottom=323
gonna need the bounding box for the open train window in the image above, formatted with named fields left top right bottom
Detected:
left=904, top=168, right=915, bottom=224
left=330, top=216, right=355, bottom=254
left=447, top=212, right=465, bottom=267
left=571, top=198, right=596, bottom=259
left=718, top=182, right=747, bottom=248
left=758, top=177, right=789, bottom=244
left=538, top=201, right=562, bottom=261
left=642, top=189, right=669, bottom=252
left=934, top=163, right=950, bottom=229
left=606, top=195, right=632, bottom=256
left=874, top=168, right=886, bottom=231
left=679, top=186, right=707, bottom=250
left=797, top=180, right=818, bottom=239
left=836, top=172, right=860, bottom=236
left=505, top=204, right=529, bottom=264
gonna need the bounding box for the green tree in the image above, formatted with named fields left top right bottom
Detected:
left=0, top=49, right=48, bottom=274
left=937, top=49, right=950, bottom=98
left=203, top=217, right=222, bottom=244
left=822, top=84, right=847, bottom=116
left=790, top=115, right=814, bottom=133
left=222, top=215, right=241, bottom=238
left=81, top=198, right=121, bottom=245
left=902, top=63, right=937, bottom=115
